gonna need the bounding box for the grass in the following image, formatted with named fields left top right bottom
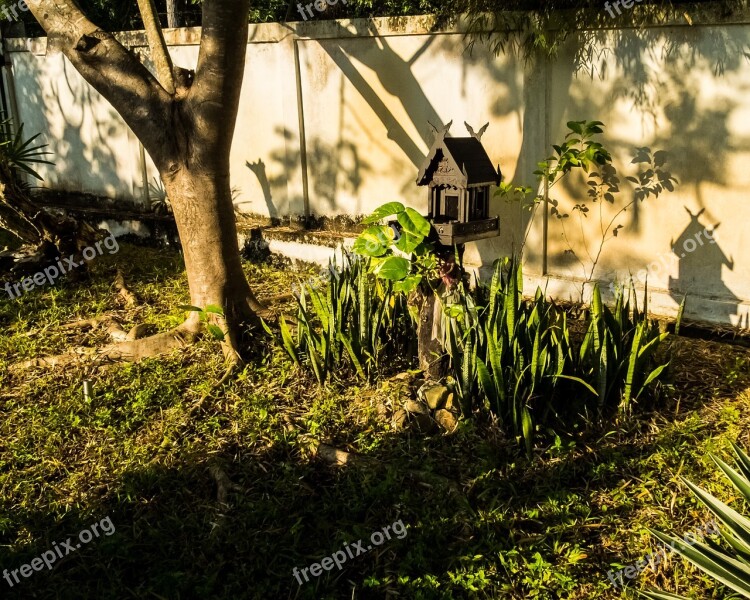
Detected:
left=0, top=243, right=748, bottom=599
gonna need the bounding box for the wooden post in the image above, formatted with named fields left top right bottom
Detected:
left=412, top=286, right=445, bottom=380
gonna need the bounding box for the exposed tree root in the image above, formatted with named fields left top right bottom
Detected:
left=92, top=322, right=200, bottom=363
left=246, top=291, right=275, bottom=321
left=13, top=347, right=97, bottom=370
left=261, top=291, right=295, bottom=305
left=188, top=357, right=241, bottom=416
left=114, top=269, right=138, bottom=307
left=12, top=322, right=200, bottom=372
left=10, top=265, right=204, bottom=372
left=60, top=315, right=130, bottom=342
left=304, top=440, right=379, bottom=467
left=208, top=464, right=241, bottom=507
left=207, top=463, right=241, bottom=539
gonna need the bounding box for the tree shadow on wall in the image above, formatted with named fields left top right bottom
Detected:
left=12, top=55, right=126, bottom=203
left=316, top=20, right=443, bottom=171
left=268, top=126, right=369, bottom=214
left=244, top=158, right=277, bottom=218
left=465, top=16, right=750, bottom=314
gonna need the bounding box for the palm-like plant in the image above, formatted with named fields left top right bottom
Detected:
left=641, top=442, right=750, bottom=599
left=0, top=120, right=53, bottom=183
left=0, top=118, right=59, bottom=249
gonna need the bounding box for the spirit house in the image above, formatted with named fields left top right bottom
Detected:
left=416, top=121, right=501, bottom=246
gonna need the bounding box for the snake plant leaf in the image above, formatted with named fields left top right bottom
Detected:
left=279, top=316, right=300, bottom=367
left=639, top=591, right=689, bottom=599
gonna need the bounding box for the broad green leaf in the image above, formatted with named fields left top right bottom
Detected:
left=397, top=207, right=431, bottom=238
left=204, top=304, right=224, bottom=316
left=393, top=275, right=422, bottom=294
left=567, top=121, right=584, bottom=134
left=206, top=324, right=225, bottom=341
left=374, top=256, right=410, bottom=281
left=395, top=230, right=423, bottom=254
left=353, top=225, right=391, bottom=258
left=178, top=305, right=204, bottom=312
left=362, top=202, right=405, bottom=224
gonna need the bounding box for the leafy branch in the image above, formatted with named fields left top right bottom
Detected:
left=497, top=120, right=678, bottom=300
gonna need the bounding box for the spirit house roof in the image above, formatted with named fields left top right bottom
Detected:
left=417, top=121, right=502, bottom=188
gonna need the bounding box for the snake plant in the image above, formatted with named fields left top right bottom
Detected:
left=641, top=442, right=750, bottom=599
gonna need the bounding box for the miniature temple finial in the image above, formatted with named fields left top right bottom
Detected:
left=429, top=120, right=452, bottom=140
left=465, top=121, right=489, bottom=141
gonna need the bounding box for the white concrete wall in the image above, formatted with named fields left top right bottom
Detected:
left=3, top=10, right=750, bottom=326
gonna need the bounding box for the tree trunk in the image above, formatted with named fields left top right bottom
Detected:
left=163, top=167, right=261, bottom=351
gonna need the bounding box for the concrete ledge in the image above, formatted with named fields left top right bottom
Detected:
left=522, top=272, right=750, bottom=329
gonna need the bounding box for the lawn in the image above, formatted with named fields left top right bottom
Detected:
left=0, top=243, right=747, bottom=599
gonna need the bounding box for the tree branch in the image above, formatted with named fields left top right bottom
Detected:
left=136, top=0, right=176, bottom=94
left=189, top=0, right=250, bottom=159
left=26, top=0, right=175, bottom=166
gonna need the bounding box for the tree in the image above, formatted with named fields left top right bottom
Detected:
left=24, top=0, right=267, bottom=363
left=166, top=0, right=178, bottom=28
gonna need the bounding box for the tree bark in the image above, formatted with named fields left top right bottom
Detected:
left=166, top=0, right=178, bottom=28
left=137, top=0, right=176, bottom=94
left=164, top=168, right=259, bottom=349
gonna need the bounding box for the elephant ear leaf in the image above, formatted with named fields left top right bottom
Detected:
left=353, top=226, right=391, bottom=257
left=397, top=207, right=431, bottom=238
left=362, top=202, right=405, bottom=224
left=374, top=256, right=410, bottom=281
